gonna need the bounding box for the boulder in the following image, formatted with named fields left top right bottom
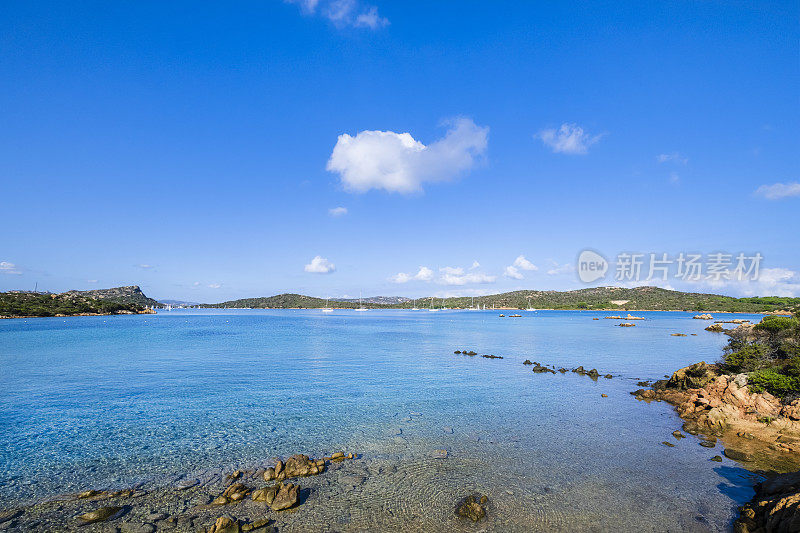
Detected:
left=270, top=483, right=299, bottom=511
left=667, top=362, right=718, bottom=390
left=78, top=506, right=123, bottom=524
left=207, top=516, right=240, bottom=533
left=251, top=486, right=279, bottom=505
left=734, top=470, right=800, bottom=533
left=455, top=493, right=487, bottom=522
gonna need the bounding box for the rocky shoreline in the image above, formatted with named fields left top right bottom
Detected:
left=632, top=361, right=800, bottom=531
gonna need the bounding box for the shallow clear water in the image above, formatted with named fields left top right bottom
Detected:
left=0, top=310, right=764, bottom=530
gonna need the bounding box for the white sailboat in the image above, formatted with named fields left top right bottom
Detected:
left=526, top=298, right=535, bottom=312
left=428, top=296, right=438, bottom=312
left=322, top=297, right=333, bottom=313
left=467, top=296, right=478, bottom=310
left=411, top=299, right=419, bottom=311
left=441, top=298, right=448, bottom=310
left=355, top=291, right=368, bottom=311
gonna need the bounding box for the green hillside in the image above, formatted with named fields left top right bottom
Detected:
left=0, top=291, right=147, bottom=318
left=204, top=287, right=800, bottom=312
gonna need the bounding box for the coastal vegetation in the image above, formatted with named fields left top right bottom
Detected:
left=0, top=289, right=150, bottom=318
left=721, top=313, right=800, bottom=398
left=205, top=287, right=800, bottom=313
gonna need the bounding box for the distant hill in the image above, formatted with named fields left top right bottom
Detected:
left=0, top=290, right=152, bottom=318
left=203, top=287, right=800, bottom=313
left=333, top=296, right=413, bottom=305
left=204, top=293, right=370, bottom=309
left=64, top=285, right=159, bottom=307
left=159, top=299, right=200, bottom=307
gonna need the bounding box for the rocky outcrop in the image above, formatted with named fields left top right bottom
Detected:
left=633, top=363, right=800, bottom=466
left=694, top=314, right=714, bottom=320
left=705, top=323, right=725, bottom=332
left=735, top=470, right=800, bottom=533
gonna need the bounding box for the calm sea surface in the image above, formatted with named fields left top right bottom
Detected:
left=0, top=310, right=765, bottom=530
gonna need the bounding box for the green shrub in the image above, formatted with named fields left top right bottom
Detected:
left=755, top=315, right=799, bottom=333
left=722, top=344, right=771, bottom=373
left=748, top=367, right=800, bottom=397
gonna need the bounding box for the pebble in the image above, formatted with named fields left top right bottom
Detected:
left=431, top=449, right=448, bottom=459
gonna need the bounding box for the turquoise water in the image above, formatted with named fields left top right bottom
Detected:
left=0, top=310, right=763, bottom=530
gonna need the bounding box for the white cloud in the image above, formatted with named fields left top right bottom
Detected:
left=208, top=283, right=222, bottom=289
left=289, top=0, right=387, bottom=29
left=755, top=182, right=800, bottom=200
left=547, top=262, right=575, bottom=275
left=669, top=172, right=680, bottom=184
left=304, top=255, right=336, bottom=274
left=87, top=279, right=98, bottom=283
left=682, top=267, right=800, bottom=298
left=193, top=281, right=201, bottom=287
left=391, top=266, right=434, bottom=283
left=470, top=261, right=480, bottom=270
left=326, top=118, right=489, bottom=194
left=513, top=255, right=538, bottom=271
left=438, top=269, right=496, bottom=286
left=328, top=206, right=348, bottom=217
left=504, top=266, right=524, bottom=280
left=0, top=261, right=22, bottom=275
left=537, top=123, right=602, bottom=155
left=657, top=152, right=688, bottom=165
left=354, top=6, right=388, bottom=28
left=137, top=264, right=154, bottom=269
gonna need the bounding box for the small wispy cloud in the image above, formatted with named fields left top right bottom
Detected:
left=669, top=172, right=681, bottom=185
left=207, top=283, right=222, bottom=289
left=328, top=206, right=348, bottom=217
left=469, top=260, right=480, bottom=270
left=546, top=261, right=575, bottom=275
left=288, top=0, right=388, bottom=29
left=536, top=123, right=603, bottom=155
left=755, top=182, right=800, bottom=200
left=137, top=264, right=154, bottom=269
left=305, top=255, right=336, bottom=274
left=437, top=266, right=496, bottom=286
left=87, top=279, right=98, bottom=283
left=0, top=261, right=22, bottom=275
left=657, top=152, right=688, bottom=165
left=391, top=266, right=434, bottom=283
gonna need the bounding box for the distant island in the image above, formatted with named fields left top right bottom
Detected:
left=0, top=286, right=157, bottom=318
left=204, top=287, right=800, bottom=313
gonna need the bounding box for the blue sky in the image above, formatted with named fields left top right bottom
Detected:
left=1, top=0, right=798, bottom=302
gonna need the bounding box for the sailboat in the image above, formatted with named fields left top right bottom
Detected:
left=467, top=296, right=478, bottom=310
left=411, top=299, right=419, bottom=311
left=355, top=291, right=368, bottom=311
left=322, top=297, right=333, bottom=313
left=526, top=299, right=535, bottom=312
left=441, top=298, right=448, bottom=310
left=428, top=296, right=438, bottom=312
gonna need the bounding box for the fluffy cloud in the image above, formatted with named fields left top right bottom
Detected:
left=326, top=118, right=489, bottom=194
left=0, top=261, right=21, bottom=275
left=304, top=256, right=336, bottom=274
left=328, top=206, right=348, bottom=217
left=682, top=267, right=800, bottom=298
left=657, top=152, right=688, bottom=165
left=755, top=182, right=800, bottom=200
left=288, top=0, right=387, bottom=29
left=470, top=261, right=480, bottom=270
left=391, top=266, right=434, bottom=283
left=537, top=123, right=602, bottom=155
left=503, top=266, right=524, bottom=280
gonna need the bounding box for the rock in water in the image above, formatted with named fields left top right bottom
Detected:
left=207, top=516, right=240, bottom=533
left=270, top=483, right=299, bottom=511
left=734, top=470, right=800, bottom=533
left=251, top=485, right=279, bottom=505
left=78, top=506, right=123, bottom=524
left=455, top=493, right=488, bottom=522
left=667, top=361, right=718, bottom=390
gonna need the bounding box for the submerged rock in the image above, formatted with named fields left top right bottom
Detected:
left=455, top=493, right=488, bottom=522
left=78, top=506, right=123, bottom=524
left=531, top=362, right=556, bottom=374
left=711, top=455, right=723, bottom=462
